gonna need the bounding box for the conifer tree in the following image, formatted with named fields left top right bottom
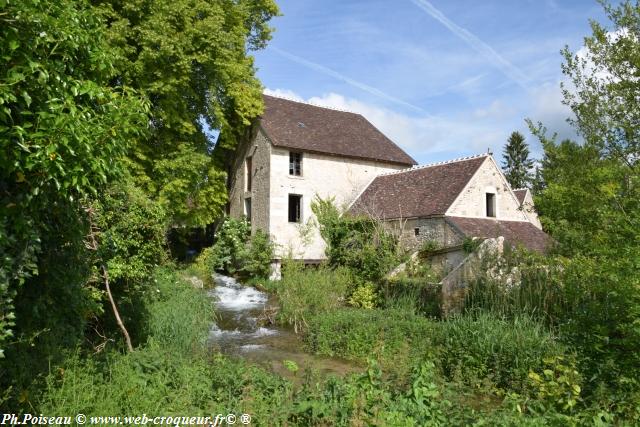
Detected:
left=502, top=131, right=534, bottom=189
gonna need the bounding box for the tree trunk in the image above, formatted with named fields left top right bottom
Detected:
left=101, top=264, right=134, bottom=352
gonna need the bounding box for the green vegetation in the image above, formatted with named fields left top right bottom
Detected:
left=502, top=131, right=534, bottom=189
left=2, top=0, right=639, bottom=425
left=206, top=217, right=275, bottom=279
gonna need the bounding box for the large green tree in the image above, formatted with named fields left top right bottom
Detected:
left=94, top=0, right=279, bottom=227
left=502, top=131, right=534, bottom=189
left=531, top=0, right=640, bottom=409
left=0, top=0, right=147, bottom=359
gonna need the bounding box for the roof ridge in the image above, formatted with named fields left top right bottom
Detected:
left=263, top=93, right=359, bottom=115
left=377, top=153, right=490, bottom=177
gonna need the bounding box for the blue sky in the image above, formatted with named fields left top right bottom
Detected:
left=253, top=0, right=609, bottom=164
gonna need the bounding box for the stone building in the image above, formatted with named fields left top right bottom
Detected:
left=223, top=94, right=547, bottom=273
left=224, top=94, right=416, bottom=269
left=349, top=155, right=549, bottom=270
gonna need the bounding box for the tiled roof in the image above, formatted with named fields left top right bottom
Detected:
left=446, top=216, right=551, bottom=253
left=260, top=95, right=417, bottom=166
left=513, top=189, right=528, bottom=205
left=349, top=155, right=488, bottom=219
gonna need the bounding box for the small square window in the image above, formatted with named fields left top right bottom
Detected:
left=414, top=228, right=420, bottom=236
left=289, top=152, right=302, bottom=176
left=486, top=193, right=496, bottom=217
left=288, top=194, right=302, bottom=223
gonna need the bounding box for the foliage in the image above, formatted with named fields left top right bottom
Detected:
left=527, top=356, right=582, bottom=414
left=243, top=230, right=275, bottom=279
left=0, top=0, right=147, bottom=358
left=263, top=263, right=351, bottom=333
left=433, top=313, right=568, bottom=394
left=209, top=217, right=251, bottom=274
left=561, top=0, right=640, bottom=163
left=528, top=2, right=640, bottom=413
left=418, top=240, right=440, bottom=258
left=462, top=237, right=484, bottom=254
left=348, top=283, right=378, bottom=309
left=36, top=267, right=218, bottom=415
left=464, top=249, right=565, bottom=325
left=311, top=196, right=400, bottom=282
left=380, top=276, right=441, bottom=318
left=191, top=246, right=217, bottom=287
left=207, top=217, right=274, bottom=279
left=502, top=131, right=534, bottom=189
left=94, top=180, right=168, bottom=288
left=96, top=0, right=279, bottom=227
left=304, top=307, right=436, bottom=377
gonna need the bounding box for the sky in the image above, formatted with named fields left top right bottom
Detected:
left=253, top=0, right=609, bottom=164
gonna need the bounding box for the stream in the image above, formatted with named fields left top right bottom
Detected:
left=207, top=274, right=358, bottom=380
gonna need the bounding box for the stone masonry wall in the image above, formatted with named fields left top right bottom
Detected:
left=447, top=157, right=528, bottom=221
left=269, top=147, right=407, bottom=260
left=228, top=129, right=271, bottom=234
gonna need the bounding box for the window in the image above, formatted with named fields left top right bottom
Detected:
left=414, top=227, right=420, bottom=236
left=244, top=197, right=252, bottom=223
left=486, top=193, right=496, bottom=217
left=289, top=152, right=302, bottom=176
left=288, top=194, right=302, bottom=223
left=245, top=156, right=252, bottom=191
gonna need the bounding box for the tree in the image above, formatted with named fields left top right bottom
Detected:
left=0, top=0, right=147, bottom=358
left=561, top=0, right=640, bottom=166
left=94, top=0, right=279, bottom=227
left=502, top=131, right=534, bottom=189
left=530, top=1, right=640, bottom=409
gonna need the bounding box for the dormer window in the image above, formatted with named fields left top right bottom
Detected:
left=289, top=152, right=302, bottom=176
left=486, top=193, right=496, bottom=217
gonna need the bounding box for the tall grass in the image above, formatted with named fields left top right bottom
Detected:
left=35, top=267, right=218, bottom=414
left=464, top=250, right=566, bottom=326
left=263, top=262, right=351, bottom=333
left=433, top=312, right=567, bottom=392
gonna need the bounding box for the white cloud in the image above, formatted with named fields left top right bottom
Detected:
left=263, top=88, right=304, bottom=102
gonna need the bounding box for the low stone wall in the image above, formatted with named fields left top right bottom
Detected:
left=440, top=237, right=504, bottom=316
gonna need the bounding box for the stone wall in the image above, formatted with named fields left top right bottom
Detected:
left=228, top=129, right=271, bottom=234
left=268, top=147, right=407, bottom=260
left=447, top=157, right=528, bottom=221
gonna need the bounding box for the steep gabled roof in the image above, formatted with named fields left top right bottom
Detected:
left=513, top=188, right=528, bottom=205
left=446, top=216, right=551, bottom=253
left=260, top=95, right=417, bottom=166
left=349, top=155, right=488, bottom=219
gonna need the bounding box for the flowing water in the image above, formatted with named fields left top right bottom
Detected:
left=207, top=274, right=359, bottom=379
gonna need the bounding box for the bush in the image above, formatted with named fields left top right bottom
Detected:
left=208, top=218, right=274, bottom=279
left=348, top=282, right=378, bottom=309
left=311, top=197, right=400, bottom=282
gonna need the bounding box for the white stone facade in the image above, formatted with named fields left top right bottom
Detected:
left=446, top=156, right=528, bottom=221
left=228, top=128, right=406, bottom=261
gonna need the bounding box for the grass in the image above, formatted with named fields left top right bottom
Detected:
left=260, top=263, right=352, bottom=333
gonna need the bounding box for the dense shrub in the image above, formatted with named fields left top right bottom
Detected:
left=208, top=218, right=274, bottom=279
left=311, top=197, right=400, bottom=282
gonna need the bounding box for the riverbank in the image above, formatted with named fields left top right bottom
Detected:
left=31, top=264, right=621, bottom=425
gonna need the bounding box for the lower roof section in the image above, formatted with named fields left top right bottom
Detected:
left=446, top=216, right=551, bottom=253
